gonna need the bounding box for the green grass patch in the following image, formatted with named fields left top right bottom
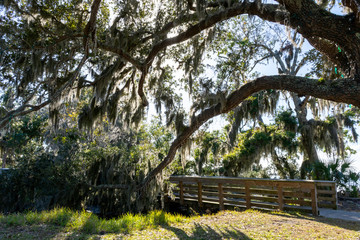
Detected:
left=0, top=208, right=189, bottom=235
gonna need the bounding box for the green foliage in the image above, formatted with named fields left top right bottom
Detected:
left=275, top=110, right=297, bottom=132
left=223, top=122, right=298, bottom=177
left=306, top=159, right=360, bottom=194
left=0, top=108, right=174, bottom=215
left=0, top=113, right=47, bottom=166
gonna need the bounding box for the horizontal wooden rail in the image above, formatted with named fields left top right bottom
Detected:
left=169, top=176, right=338, bottom=216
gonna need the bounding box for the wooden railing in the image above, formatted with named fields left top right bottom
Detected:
left=169, top=176, right=338, bottom=216
left=316, top=181, right=337, bottom=209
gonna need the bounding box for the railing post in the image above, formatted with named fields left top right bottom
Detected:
left=179, top=181, right=184, bottom=205
left=333, top=182, right=338, bottom=210
left=198, top=181, right=203, bottom=207
left=218, top=183, right=224, bottom=210
left=245, top=182, right=251, bottom=209
left=277, top=183, right=284, bottom=211
left=311, top=186, right=319, bottom=216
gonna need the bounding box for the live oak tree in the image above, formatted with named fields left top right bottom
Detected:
left=217, top=21, right=358, bottom=179
left=1, top=0, right=360, bottom=192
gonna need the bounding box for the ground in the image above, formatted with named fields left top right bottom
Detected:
left=0, top=209, right=359, bottom=239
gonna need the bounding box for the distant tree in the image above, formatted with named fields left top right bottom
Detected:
left=215, top=21, right=358, bottom=178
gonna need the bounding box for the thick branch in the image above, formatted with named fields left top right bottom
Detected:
left=144, top=1, right=281, bottom=65
left=306, top=36, right=350, bottom=74
left=98, top=44, right=143, bottom=70
left=139, top=75, right=360, bottom=189
left=83, top=0, right=102, bottom=52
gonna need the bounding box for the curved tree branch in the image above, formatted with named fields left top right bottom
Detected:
left=0, top=56, right=87, bottom=129
left=139, top=75, right=360, bottom=189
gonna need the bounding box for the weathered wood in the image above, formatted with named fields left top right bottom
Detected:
left=277, top=184, right=284, bottom=211
left=223, top=199, right=247, bottom=206
left=311, top=188, right=319, bottom=216
left=249, top=189, right=278, bottom=196
left=245, top=183, right=251, bottom=209
left=284, top=199, right=312, bottom=206
left=251, top=196, right=279, bottom=203
left=218, top=183, right=224, bottom=210
left=202, top=191, right=221, bottom=197
left=202, top=186, right=220, bottom=191
left=315, top=182, right=335, bottom=187
left=198, top=182, right=203, bottom=207
left=251, top=202, right=279, bottom=209
left=179, top=181, right=184, bottom=205
left=223, top=193, right=246, bottom=199
left=283, top=191, right=311, bottom=198
left=169, top=176, right=336, bottom=216
left=317, top=196, right=337, bottom=201
left=317, top=190, right=335, bottom=194
left=199, top=196, right=219, bottom=202
left=333, top=183, right=338, bottom=210
left=183, top=190, right=199, bottom=195
left=222, top=186, right=246, bottom=192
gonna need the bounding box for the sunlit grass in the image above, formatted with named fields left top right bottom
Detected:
left=0, top=208, right=189, bottom=234
left=1, top=208, right=359, bottom=239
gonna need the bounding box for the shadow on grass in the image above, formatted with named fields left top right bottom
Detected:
left=266, top=209, right=360, bottom=232
left=0, top=222, right=68, bottom=240
left=163, top=222, right=251, bottom=240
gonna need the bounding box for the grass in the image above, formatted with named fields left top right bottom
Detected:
left=0, top=208, right=188, bottom=234
left=0, top=208, right=359, bottom=239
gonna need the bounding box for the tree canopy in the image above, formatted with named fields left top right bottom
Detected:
left=1, top=0, right=360, bottom=189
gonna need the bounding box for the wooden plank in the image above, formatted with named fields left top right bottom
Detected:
left=223, top=183, right=246, bottom=188
left=283, top=199, right=312, bottom=206
left=249, top=189, right=278, bottom=196
left=284, top=205, right=312, bottom=213
left=179, top=181, right=184, bottom=205
left=251, top=196, right=279, bottom=203
left=251, top=202, right=279, bottom=209
left=202, top=186, right=219, bottom=191
left=317, top=190, right=335, bottom=194
left=184, top=190, right=198, bottom=195
left=202, top=191, right=220, bottom=197
left=278, top=185, right=284, bottom=211
left=223, top=199, right=247, bottom=206
left=311, top=188, right=319, bottom=216
left=218, top=183, right=224, bottom=210
left=245, top=183, right=251, bottom=209
left=201, top=196, right=220, bottom=202
left=183, top=196, right=198, bottom=201
left=169, top=175, right=335, bottom=184
left=318, top=196, right=337, bottom=201
left=283, top=191, right=311, bottom=198
left=223, top=186, right=245, bottom=192
left=223, top=193, right=246, bottom=199
left=198, top=182, right=203, bottom=207
left=334, top=183, right=338, bottom=210
left=183, top=184, right=198, bottom=189
left=315, top=182, right=335, bottom=187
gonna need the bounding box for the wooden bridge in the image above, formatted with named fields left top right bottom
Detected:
left=168, top=176, right=338, bottom=216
